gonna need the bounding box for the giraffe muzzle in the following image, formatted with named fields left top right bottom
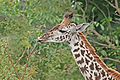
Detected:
left=38, top=37, right=45, bottom=43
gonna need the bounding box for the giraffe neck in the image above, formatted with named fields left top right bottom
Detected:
left=68, top=33, right=117, bottom=80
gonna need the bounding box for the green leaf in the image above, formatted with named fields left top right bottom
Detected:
left=96, top=23, right=99, bottom=27
left=100, top=24, right=104, bottom=30
left=108, top=17, right=112, bottom=21
left=101, top=50, right=107, bottom=56
left=115, top=39, right=119, bottom=46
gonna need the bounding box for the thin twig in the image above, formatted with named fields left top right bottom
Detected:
left=21, top=40, right=38, bottom=80
left=7, top=72, right=16, bottom=80
left=103, top=4, right=110, bottom=17
left=115, top=0, right=119, bottom=9
left=104, top=0, right=120, bottom=14
left=90, top=1, right=115, bottom=44
left=7, top=61, right=16, bottom=80
left=6, top=61, right=16, bottom=80
left=84, top=0, right=88, bottom=12
left=14, top=48, right=27, bottom=67
left=32, top=49, right=41, bottom=55
left=104, top=0, right=116, bottom=8
left=90, top=1, right=112, bottom=30
left=1, top=40, right=20, bottom=80
left=79, top=6, right=85, bottom=17
left=115, top=0, right=120, bottom=14
left=91, top=30, right=115, bottom=49
left=92, top=40, right=110, bottom=48
left=102, top=57, right=120, bottom=63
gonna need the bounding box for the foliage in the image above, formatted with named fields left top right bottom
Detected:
left=72, top=0, right=120, bottom=70
left=0, top=0, right=120, bottom=80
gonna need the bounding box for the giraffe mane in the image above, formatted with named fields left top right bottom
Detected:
left=79, top=32, right=120, bottom=79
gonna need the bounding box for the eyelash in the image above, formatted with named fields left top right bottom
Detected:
left=59, top=30, right=66, bottom=33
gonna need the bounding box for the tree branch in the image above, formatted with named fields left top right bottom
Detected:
left=92, top=40, right=110, bottom=48
left=104, top=0, right=120, bottom=14
left=102, top=57, right=120, bottom=63
left=14, top=48, right=27, bottom=67
left=115, top=0, right=119, bottom=9
left=91, top=30, right=116, bottom=49
left=21, top=40, right=38, bottom=80
left=85, top=0, right=88, bottom=12
left=115, top=0, right=120, bottom=14
left=1, top=40, right=20, bottom=80
left=90, top=1, right=112, bottom=30
left=7, top=72, right=16, bottom=80
left=79, top=5, right=86, bottom=17
left=104, top=0, right=116, bottom=9
left=32, top=49, right=41, bottom=55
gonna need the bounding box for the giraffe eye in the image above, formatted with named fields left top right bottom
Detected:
left=59, top=30, right=66, bottom=33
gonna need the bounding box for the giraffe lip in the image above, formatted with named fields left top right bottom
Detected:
left=38, top=37, right=45, bottom=43
left=38, top=38, right=45, bottom=43
left=38, top=40, right=45, bottom=43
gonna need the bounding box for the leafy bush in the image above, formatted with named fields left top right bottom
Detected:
left=0, top=0, right=120, bottom=80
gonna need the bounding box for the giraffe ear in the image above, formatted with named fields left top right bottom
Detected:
left=76, top=23, right=89, bottom=32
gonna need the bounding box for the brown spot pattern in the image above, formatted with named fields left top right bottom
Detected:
left=66, top=35, right=68, bottom=38
left=78, top=33, right=120, bottom=80
left=86, top=50, right=89, bottom=53
left=93, top=59, right=96, bottom=62
left=63, top=36, right=65, bottom=39
left=108, top=77, right=112, bottom=80
left=90, top=62, right=94, bottom=70
left=86, top=76, right=89, bottom=80
left=81, top=50, right=85, bottom=56
left=79, top=65, right=88, bottom=74
left=81, top=41, right=84, bottom=45
left=91, top=71, right=93, bottom=73
left=95, top=73, right=101, bottom=80
left=94, top=72, right=97, bottom=76
left=103, top=78, right=107, bottom=80
left=95, top=63, right=101, bottom=72
left=94, top=72, right=101, bottom=80
left=85, top=58, right=90, bottom=65
left=80, top=44, right=85, bottom=49
left=74, top=53, right=80, bottom=59
left=73, top=48, right=80, bottom=52
left=77, top=58, right=84, bottom=64
left=67, top=41, right=70, bottom=44
left=89, top=74, right=93, bottom=80
left=60, top=36, right=62, bottom=39
left=101, top=70, right=105, bottom=77
left=74, top=42, right=79, bottom=46
left=86, top=53, right=93, bottom=60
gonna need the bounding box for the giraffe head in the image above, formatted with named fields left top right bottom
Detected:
left=38, top=12, right=89, bottom=43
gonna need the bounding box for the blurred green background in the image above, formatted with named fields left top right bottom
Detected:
left=0, top=0, right=120, bottom=80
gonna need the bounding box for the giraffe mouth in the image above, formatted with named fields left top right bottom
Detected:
left=38, top=39, right=44, bottom=43
left=38, top=37, right=46, bottom=43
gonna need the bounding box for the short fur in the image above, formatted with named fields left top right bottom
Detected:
left=79, top=32, right=120, bottom=79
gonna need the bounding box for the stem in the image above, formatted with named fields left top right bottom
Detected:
left=21, top=40, right=38, bottom=80
left=1, top=40, right=20, bottom=80
left=102, top=57, right=120, bottom=63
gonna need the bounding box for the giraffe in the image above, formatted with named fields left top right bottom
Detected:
left=38, top=12, right=120, bottom=80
